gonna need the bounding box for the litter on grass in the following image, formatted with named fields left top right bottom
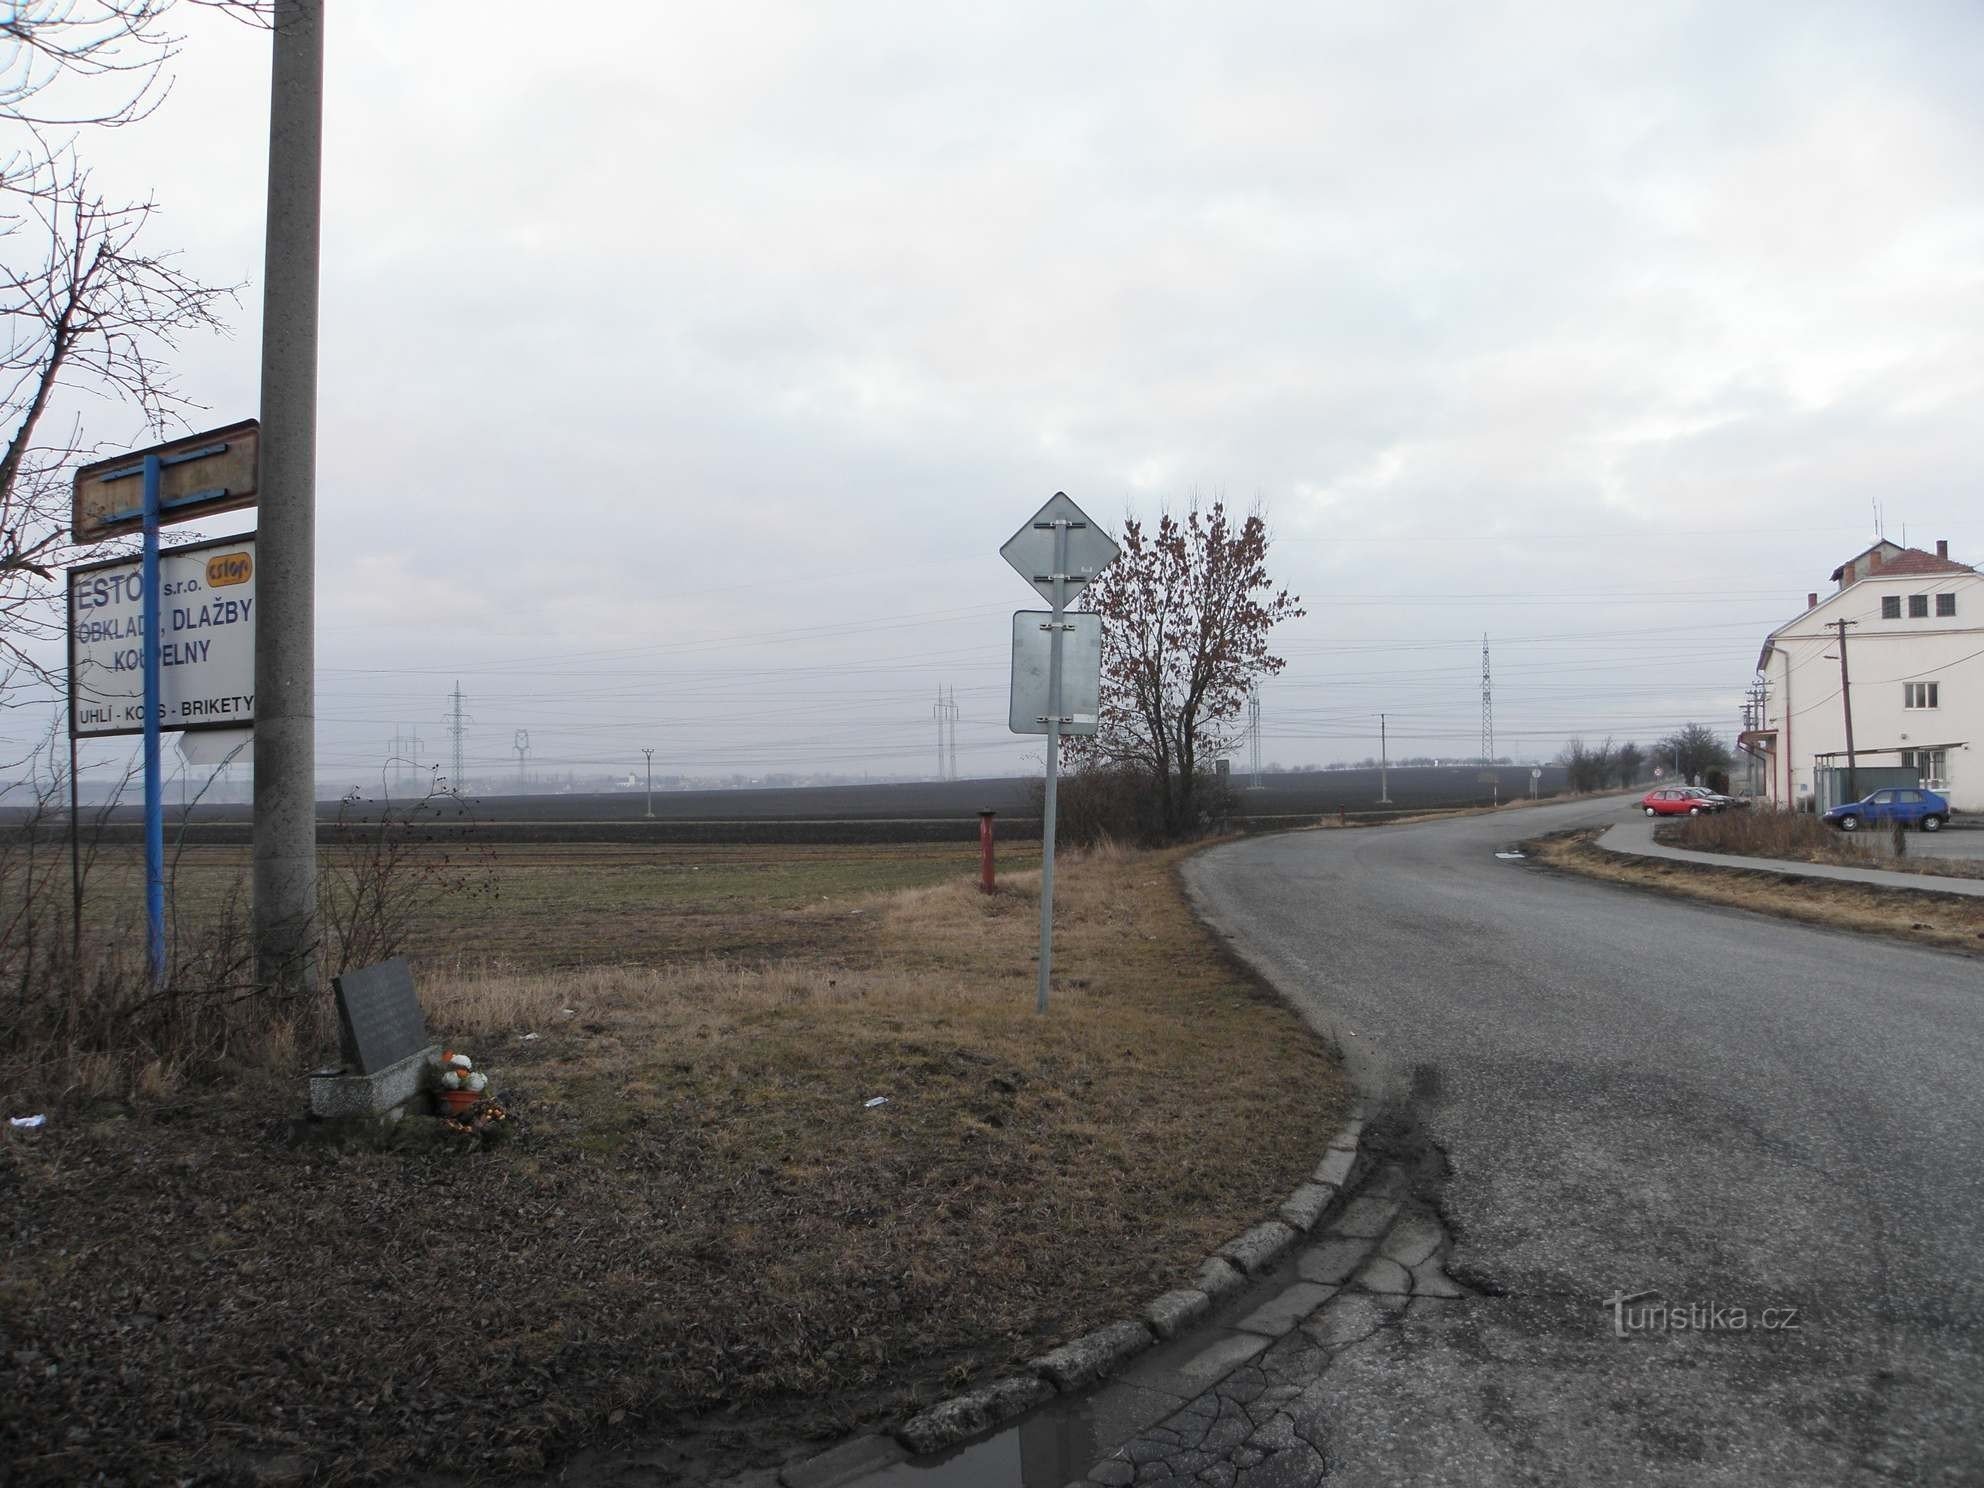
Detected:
left=864, top=1096, right=889, bottom=1109
left=10, top=1114, right=47, bottom=1128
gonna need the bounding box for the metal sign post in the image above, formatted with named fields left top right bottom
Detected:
left=141, top=454, right=165, bottom=983
left=1037, top=518, right=1070, bottom=1015
left=71, top=424, right=262, bottom=989
left=1002, top=493, right=1118, bottom=1013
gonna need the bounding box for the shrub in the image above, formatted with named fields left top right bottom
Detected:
left=1026, top=762, right=1235, bottom=847
left=1665, top=809, right=1876, bottom=866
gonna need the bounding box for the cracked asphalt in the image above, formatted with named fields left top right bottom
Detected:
left=1161, top=796, right=1984, bottom=1486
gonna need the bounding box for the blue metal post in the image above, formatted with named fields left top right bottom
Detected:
left=142, top=452, right=166, bottom=984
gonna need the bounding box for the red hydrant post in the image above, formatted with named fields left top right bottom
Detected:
left=978, top=810, right=997, bottom=894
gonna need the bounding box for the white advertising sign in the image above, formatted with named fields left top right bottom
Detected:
left=68, top=535, right=257, bottom=738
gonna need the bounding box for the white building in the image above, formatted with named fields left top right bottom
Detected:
left=1748, top=540, right=1982, bottom=812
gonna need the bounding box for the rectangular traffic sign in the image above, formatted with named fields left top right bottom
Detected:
left=68, top=534, right=257, bottom=737
left=1009, top=609, right=1102, bottom=735
left=71, top=419, right=260, bottom=543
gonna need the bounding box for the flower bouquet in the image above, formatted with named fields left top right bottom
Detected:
left=435, top=1050, right=490, bottom=1116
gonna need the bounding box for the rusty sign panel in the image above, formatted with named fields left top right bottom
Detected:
left=71, top=418, right=259, bottom=543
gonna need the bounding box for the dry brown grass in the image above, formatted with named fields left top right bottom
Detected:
left=1533, top=829, right=1984, bottom=954
left=1658, top=810, right=1983, bottom=880
left=2, top=839, right=1347, bottom=1484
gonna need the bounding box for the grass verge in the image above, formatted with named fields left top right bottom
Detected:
left=1531, top=828, right=1984, bottom=955
left=0, top=840, right=1346, bottom=1485
left=1654, top=812, right=1983, bottom=880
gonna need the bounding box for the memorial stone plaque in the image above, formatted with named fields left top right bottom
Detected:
left=333, top=957, right=429, bottom=1075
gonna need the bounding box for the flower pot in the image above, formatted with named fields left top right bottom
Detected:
left=438, top=1089, right=481, bottom=1116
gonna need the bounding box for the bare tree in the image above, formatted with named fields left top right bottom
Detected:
left=0, top=0, right=265, bottom=681
left=1615, top=740, right=1645, bottom=787
left=4, top=1, right=269, bottom=131
left=1655, top=723, right=1732, bottom=786
left=1072, top=501, right=1303, bottom=840
left=1560, top=738, right=1608, bottom=793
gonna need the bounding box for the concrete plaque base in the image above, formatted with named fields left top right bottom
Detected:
left=308, top=1044, right=438, bottom=1120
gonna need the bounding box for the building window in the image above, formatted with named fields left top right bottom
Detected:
left=1882, top=595, right=1902, bottom=619
left=1904, top=749, right=1948, bottom=787
left=1937, top=592, right=1956, bottom=617
left=1909, top=594, right=1929, bottom=618
left=1904, top=681, right=1940, bottom=709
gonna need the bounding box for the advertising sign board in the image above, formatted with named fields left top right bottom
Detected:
left=68, top=534, right=257, bottom=738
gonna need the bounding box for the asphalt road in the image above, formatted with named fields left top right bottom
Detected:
left=1184, top=795, right=1984, bottom=1486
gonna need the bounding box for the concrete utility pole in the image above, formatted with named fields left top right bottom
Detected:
left=642, top=748, right=655, bottom=818
left=253, top=0, right=325, bottom=991
left=1832, top=618, right=1860, bottom=802
left=1378, top=712, right=1392, bottom=805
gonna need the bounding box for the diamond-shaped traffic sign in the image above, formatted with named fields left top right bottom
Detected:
left=1000, top=492, right=1120, bottom=607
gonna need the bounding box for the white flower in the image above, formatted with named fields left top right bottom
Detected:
left=441, top=1070, right=463, bottom=1090
left=449, top=1054, right=473, bottom=1070
left=466, top=1072, right=488, bottom=1093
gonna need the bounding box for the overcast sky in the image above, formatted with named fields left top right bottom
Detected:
left=16, top=0, right=1984, bottom=791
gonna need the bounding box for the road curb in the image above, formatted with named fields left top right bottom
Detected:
left=779, top=1107, right=1372, bottom=1470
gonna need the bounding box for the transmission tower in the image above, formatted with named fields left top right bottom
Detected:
left=1480, top=634, right=1495, bottom=765
left=445, top=682, right=473, bottom=792
left=513, top=729, right=530, bottom=790
left=932, top=687, right=960, bottom=780
left=933, top=687, right=946, bottom=779
left=387, top=725, right=424, bottom=791
left=1247, top=684, right=1263, bottom=788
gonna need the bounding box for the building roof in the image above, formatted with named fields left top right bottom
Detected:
left=1828, top=543, right=1974, bottom=583
left=1759, top=543, right=1979, bottom=672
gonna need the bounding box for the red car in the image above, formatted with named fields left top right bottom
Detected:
left=1641, top=786, right=1722, bottom=817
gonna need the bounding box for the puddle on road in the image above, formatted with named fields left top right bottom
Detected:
left=854, top=1392, right=1109, bottom=1488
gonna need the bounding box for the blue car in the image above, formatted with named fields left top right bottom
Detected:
left=1822, top=787, right=1951, bottom=833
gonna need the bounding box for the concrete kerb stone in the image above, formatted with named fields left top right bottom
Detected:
left=895, top=1375, right=1056, bottom=1456
left=1217, top=1219, right=1300, bottom=1276
left=803, top=1112, right=1373, bottom=1471
left=1144, top=1288, right=1212, bottom=1340
left=1312, top=1147, right=1355, bottom=1189
left=1195, top=1256, right=1248, bottom=1303
left=1031, top=1319, right=1157, bottom=1393
left=1277, top=1182, right=1338, bottom=1233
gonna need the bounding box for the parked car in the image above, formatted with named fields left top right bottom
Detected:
left=1690, top=787, right=1751, bottom=810
left=1641, top=786, right=1724, bottom=817
left=1822, top=787, right=1951, bottom=833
